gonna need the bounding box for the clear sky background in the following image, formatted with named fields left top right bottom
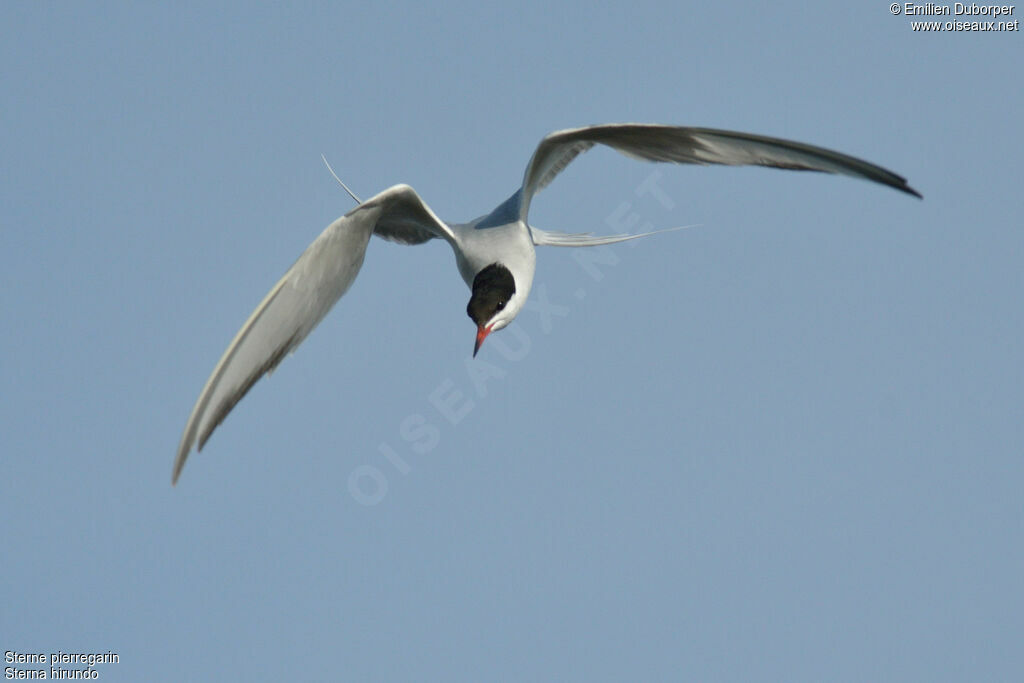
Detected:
left=3, top=2, right=1021, bottom=681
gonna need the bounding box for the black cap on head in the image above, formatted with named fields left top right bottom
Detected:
left=467, top=263, right=515, bottom=328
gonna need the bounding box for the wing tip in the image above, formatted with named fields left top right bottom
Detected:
left=887, top=177, right=922, bottom=199
left=172, top=425, right=202, bottom=486
left=171, top=446, right=189, bottom=486
left=903, top=183, right=923, bottom=200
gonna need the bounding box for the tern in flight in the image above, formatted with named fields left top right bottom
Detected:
left=173, top=123, right=919, bottom=483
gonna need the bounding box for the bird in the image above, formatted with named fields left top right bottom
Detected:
left=172, top=123, right=920, bottom=484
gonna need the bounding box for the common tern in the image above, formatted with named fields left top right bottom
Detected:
left=173, top=123, right=919, bottom=484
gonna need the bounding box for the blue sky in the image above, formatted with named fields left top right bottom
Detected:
left=3, top=2, right=1021, bottom=681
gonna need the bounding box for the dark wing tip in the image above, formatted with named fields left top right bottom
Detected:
left=903, top=184, right=923, bottom=200
left=886, top=175, right=922, bottom=199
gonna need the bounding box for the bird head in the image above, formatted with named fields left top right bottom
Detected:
left=467, top=263, right=517, bottom=356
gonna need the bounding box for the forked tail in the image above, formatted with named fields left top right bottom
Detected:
left=529, top=223, right=700, bottom=247
left=321, top=154, right=362, bottom=205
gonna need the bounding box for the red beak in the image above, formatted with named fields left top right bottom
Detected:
left=474, top=324, right=493, bottom=357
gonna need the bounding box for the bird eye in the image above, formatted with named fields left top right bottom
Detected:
left=496, top=300, right=506, bottom=310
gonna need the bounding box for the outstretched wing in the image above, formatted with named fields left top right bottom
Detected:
left=518, top=124, right=921, bottom=219
left=173, top=184, right=452, bottom=484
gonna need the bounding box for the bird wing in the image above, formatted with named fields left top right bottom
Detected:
left=518, top=123, right=920, bottom=220
left=173, top=184, right=452, bottom=484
